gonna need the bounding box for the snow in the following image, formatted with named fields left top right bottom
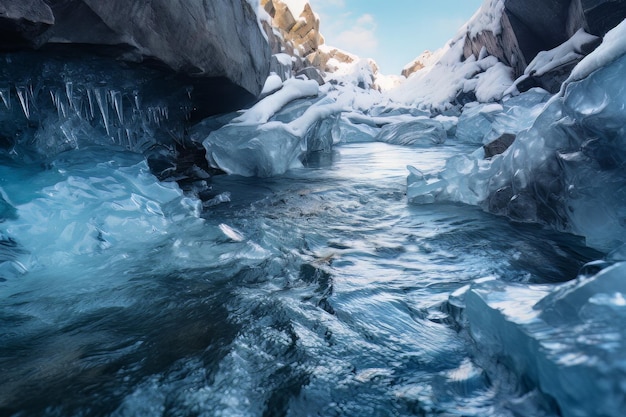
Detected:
left=387, top=40, right=514, bottom=112
left=464, top=0, right=505, bottom=38
left=261, top=73, right=284, bottom=95
left=474, top=62, right=514, bottom=102
left=525, top=29, right=599, bottom=77
left=564, top=18, right=626, bottom=88
left=232, top=78, right=319, bottom=125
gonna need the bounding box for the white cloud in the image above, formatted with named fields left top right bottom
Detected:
left=333, top=13, right=378, bottom=58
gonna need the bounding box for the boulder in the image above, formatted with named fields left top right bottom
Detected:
left=484, top=133, right=516, bottom=158
left=295, top=67, right=325, bottom=85
left=0, top=0, right=54, bottom=49
left=568, top=0, right=626, bottom=37
left=462, top=0, right=626, bottom=79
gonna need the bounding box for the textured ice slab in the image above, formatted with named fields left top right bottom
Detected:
left=455, top=88, right=551, bottom=145
left=459, top=261, right=626, bottom=417
left=374, top=118, right=447, bottom=147
left=203, top=95, right=342, bottom=177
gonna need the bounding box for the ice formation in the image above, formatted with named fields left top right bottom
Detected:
left=202, top=78, right=344, bottom=176
left=452, top=257, right=626, bottom=417
left=407, top=20, right=626, bottom=252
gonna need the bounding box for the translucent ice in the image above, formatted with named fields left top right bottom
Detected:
left=203, top=95, right=342, bottom=177
left=375, top=118, right=446, bottom=146
left=458, top=260, right=626, bottom=417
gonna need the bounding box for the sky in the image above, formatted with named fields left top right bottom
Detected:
left=281, top=0, right=485, bottom=75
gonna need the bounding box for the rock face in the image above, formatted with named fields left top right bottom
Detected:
left=462, top=0, right=626, bottom=78
left=401, top=50, right=441, bottom=78
left=0, top=0, right=54, bottom=49
left=0, top=0, right=271, bottom=115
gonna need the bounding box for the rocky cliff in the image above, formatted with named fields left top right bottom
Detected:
left=261, top=0, right=357, bottom=82
left=0, top=0, right=271, bottom=117
left=462, top=0, right=626, bottom=79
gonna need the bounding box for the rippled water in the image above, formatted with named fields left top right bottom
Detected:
left=0, top=142, right=600, bottom=416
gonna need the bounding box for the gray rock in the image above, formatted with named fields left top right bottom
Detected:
left=0, top=0, right=54, bottom=49
left=0, top=0, right=271, bottom=116
left=296, top=67, right=325, bottom=85
left=568, top=0, right=626, bottom=37
left=484, top=133, right=516, bottom=158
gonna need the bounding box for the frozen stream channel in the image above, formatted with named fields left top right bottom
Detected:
left=0, top=141, right=604, bottom=416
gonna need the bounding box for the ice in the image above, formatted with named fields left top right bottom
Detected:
left=16, top=85, right=31, bottom=120
left=233, top=78, right=319, bottom=125
left=407, top=26, right=626, bottom=251
left=375, top=118, right=446, bottom=146
left=455, top=103, right=503, bottom=144
left=0, top=86, right=10, bottom=110
left=330, top=116, right=379, bottom=144
left=453, top=88, right=550, bottom=146
left=457, top=260, right=626, bottom=417
left=203, top=96, right=342, bottom=177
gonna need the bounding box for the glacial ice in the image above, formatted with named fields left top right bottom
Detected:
left=408, top=21, right=626, bottom=252
left=374, top=118, right=446, bottom=146
left=455, top=259, right=626, bottom=417
left=202, top=76, right=346, bottom=177
left=0, top=52, right=197, bottom=163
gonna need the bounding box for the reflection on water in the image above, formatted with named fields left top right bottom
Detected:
left=0, top=142, right=599, bottom=416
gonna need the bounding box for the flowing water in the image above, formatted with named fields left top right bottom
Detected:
left=0, top=141, right=601, bottom=416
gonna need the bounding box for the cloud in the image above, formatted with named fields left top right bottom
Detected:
left=334, top=13, right=379, bottom=58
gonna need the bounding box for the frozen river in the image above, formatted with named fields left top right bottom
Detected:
left=0, top=141, right=602, bottom=416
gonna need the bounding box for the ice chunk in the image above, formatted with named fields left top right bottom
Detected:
left=375, top=118, right=446, bottom=146
left=330, top=116, right=379, bottom=144
left=461, top=261, right=626, bottom=417
left=203, top=97, right=342, bottom=177
left=455, top=103, right=503, bottom=144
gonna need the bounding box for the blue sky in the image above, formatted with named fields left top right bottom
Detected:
left=282, top=0, right=484, bottom=75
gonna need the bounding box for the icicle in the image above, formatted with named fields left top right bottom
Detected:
left=126, top=128, right=133, bottom=149
left=116, top=128, right=124, bottom=147
left=16, top=86, right=31, bottom=119
left=94, top=88, right=110, bottom=135
left=111, top=90, right=123, bottom=124
left=50, top=90, right=64, bottom=118
left=133, top=90, right=141, bottom=110
left=87, top=88, right=95, bottom=120
left=0, top=87, right=11, bottom=110
left=50, top=89, right=57, bottom=107
left=186, top=86, right=193, bottom=99
left=65, top=82, right=74, bottom=109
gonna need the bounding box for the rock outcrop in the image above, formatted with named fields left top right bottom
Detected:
left=0, top=0, right=271, bottom=116
left=401, top=50, right=441, bottom=78
left=0, top=0, right=54, bottom=49
left=462, top=0, right=626, bottom=78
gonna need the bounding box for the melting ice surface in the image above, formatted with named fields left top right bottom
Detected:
left=0, top=136, right=612, bottom=417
